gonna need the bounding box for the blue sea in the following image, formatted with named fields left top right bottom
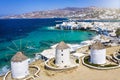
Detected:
left=0, top=18, right=96, bottom=75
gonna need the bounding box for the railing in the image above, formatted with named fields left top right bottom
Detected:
left=45, top=59, right=78, bottom=71
left=82, top=55, right=120, bottom=70
left=3, top=65, right=40, bottom=80
left=3, top=71, right=10, bottom=80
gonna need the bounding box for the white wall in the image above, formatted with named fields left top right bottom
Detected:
left=11, top=59, right=29, bottom=79
left=55, top=48, right=71, bottom=67
left=90, top=49, right=106, bottom=64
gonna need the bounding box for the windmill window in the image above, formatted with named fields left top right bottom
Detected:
left=62, top=61, right=63, bottom=63
left=61, top=54, right=63, bottom=56
left=61, top=50, right=63, bottom=52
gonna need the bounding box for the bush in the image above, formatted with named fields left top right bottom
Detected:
left=116, top=28, right=120, bottom=37
left=84, top=56, right=117, bottom=67
left=84, top=56, right=100, bottom=67
left=104, top=64, right=117, bottom=67
left=76, top=59, right=79, bottom=63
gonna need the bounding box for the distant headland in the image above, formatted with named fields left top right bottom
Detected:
left=0, top=6, right=120, bottom=20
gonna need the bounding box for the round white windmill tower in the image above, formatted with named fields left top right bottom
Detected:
left=55, top=41, right=71, bottom=67
left=90, top=41, right=106, bottom=64
left=11, top=52, right=29, bottom=79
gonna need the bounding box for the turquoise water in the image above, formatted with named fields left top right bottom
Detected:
left=0, top=18, right=96, bottom=74
left=0, top=26, right=96, bottom=69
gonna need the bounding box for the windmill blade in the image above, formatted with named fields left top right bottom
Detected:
left=57, top=34, right=62, bottom=42
left=7, top=47, right=17, bottom=52
left=12, top=41, right=19, bottom=50
left=23, top=41, right=29, bottom=50
left=19, top=39, right=22, bottom=51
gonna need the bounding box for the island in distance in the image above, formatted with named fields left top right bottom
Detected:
left=1, top=6, right=120, bottom=20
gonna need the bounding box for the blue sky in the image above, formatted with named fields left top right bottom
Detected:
left=0, top=0, right=120, bottom=16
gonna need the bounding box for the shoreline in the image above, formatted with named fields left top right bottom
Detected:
left=0, top=26, right=118, bottom=76
left=0, top=18, right=120, bottom=22
left=1, top=45, right=120, bottom=80
left=0, top=18, right=119, bottom=79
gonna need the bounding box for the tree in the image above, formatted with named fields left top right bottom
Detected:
left=116, top=28, right=120, bottom=37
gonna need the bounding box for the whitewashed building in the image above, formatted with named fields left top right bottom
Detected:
left=55, top=41, right=71, bottom=67
left=90, top=41, right=106, bottom=64
left=11, top=52, right=29, bottom=79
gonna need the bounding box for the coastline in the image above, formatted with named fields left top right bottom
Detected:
left=0, top=18, right=119, bottom=79
left=0, top=17, right=67, bottom=20
left=0, top=18, right=97, bottom=76
left=1, top=45, right=120, bottom=80
left=0, top=18, right=120, bottom=22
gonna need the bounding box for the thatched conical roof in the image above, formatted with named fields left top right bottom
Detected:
left=11, top=52, right=28, bottom=62
left=90, top=41, right=105, bottom=50
left=56, top=41, right=69, bottom=50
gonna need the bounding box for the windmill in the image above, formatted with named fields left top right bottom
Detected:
left=7, top=39, right=27, bottom=53
left=7, top=39, right=38, bottom=58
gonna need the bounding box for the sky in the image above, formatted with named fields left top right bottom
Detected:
left=0, top=0, right=120, bottom=16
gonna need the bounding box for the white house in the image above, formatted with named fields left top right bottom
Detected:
left=90, top=41, right=106, bottom=64
left=11, top=52, right=29, bottom=79
left=55, top=41, right=71, bottom=67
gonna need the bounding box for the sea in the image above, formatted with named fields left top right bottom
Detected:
left=0, top=18, right=97, bottom=75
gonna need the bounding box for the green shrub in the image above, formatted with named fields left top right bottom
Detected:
left=116, top=28, right=120, bottom=37
left=76, top=59, right=79, bottom=63
left=84, top=56, right=100, bottom=67
left=104, top=64, right=117, bottom=67
left=84, top=56, right=117, bottom=67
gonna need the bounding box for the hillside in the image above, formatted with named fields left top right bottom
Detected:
left=1, top=7, right=120, bottom=20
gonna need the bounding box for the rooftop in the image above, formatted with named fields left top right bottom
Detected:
left=11, top=52, right=28, bottom=62
left=56, top=41, right=69, bottom=50
left=90, top=41, right=105, bottom=50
